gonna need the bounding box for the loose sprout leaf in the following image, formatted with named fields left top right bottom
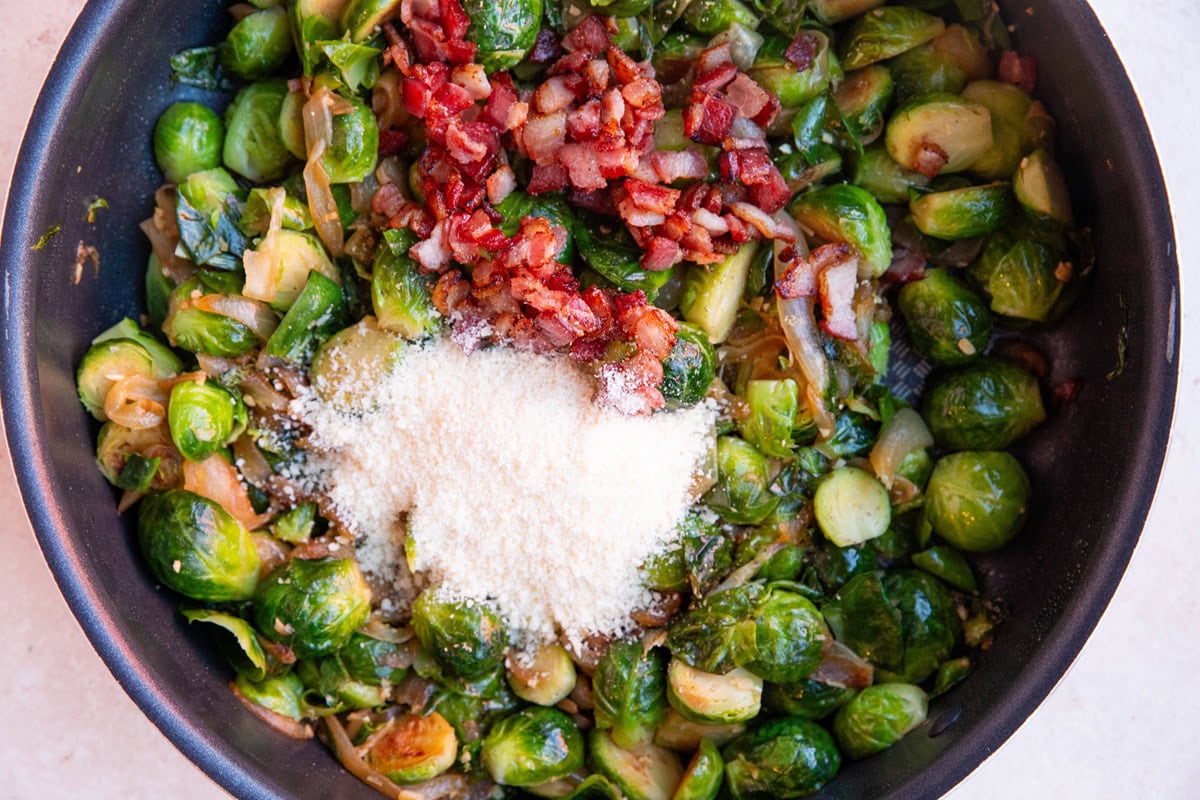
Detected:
left=169, top=45, right=231, bottom=91
left=85, top=196, right=109, bottom=224
left=31, top=223, right=61, bottom=251
left=175, top=192, right=248, bottom=271
left=1108, top=295, right=1129, bottom=380
left=821, top=572, right=904, bottom=672
left=115, top=453, right=160, bottom=492
left=317, top=39, right=383, bottom=93
left=181, top=607, right=271, bottom=682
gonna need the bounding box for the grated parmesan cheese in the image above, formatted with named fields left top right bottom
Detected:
left=292, top=336, right=716, bottom=648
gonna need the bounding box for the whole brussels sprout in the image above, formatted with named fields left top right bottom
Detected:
left=809, top=534, right=878, bottom=593
left=838, top=6, right=945, bottom=70
left=666, top=585, right=760, bottom=675
left=371, top=228, right=441, bottom=339
left=745, top=587, right=826, bottom=683
left=704, top=436, right=779, bottom=526
left=223, top=79, right=295, bottom=183
left=167, top=379, right=247, bottom=462
left=508, top=642, right=577, bottom=707
left=682, top=0, right=760, bottom=36
left=667, top=660, right=762, bottom=724
left=660, top=324, right=716, bottom=408
left=762, top=678, right=856, bottom=720
left=163, top=278, right=259, bottom=357
left=789, top=185, right=892, bottom=278
left=255, top=556, right=372, bottom=659
left=970, top=225, right=1071, bottom=323
left=897, top=269, right=992, bottom=366
left=739, top=379, right=798, bottom=458
left=674, top=737, right=724, bottom=800
left=925, top=451, right=1031, bottom=552
left=882, top=569, right=960, bottom=683
left=722, top=717, right=841, bottom=799
left=461, top=0, right=544, bottom=73
left=747, top=33, right=835, bottom=109
left=365, top=712, right=460, bottom=784
left=921, top=359, right=1045, bottom=450
left=153, top=102, right=225, bottom=184
left=221, top=7, right=293, bottom=80
left=321, top=94, right=379, bottom=183
left=138, top=490, right=260, bottom=602
left=411, top=592, right=509, bottom=679
left=833, top=683, right=928, bottom=759
left=483, top=707, right=585, bottom=786
left=594, top=640, right=668, bottom=747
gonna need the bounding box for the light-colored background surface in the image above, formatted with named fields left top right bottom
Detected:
left=0, top=1, right=1196, bottom=798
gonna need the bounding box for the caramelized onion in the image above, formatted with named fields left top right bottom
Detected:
left=239, top=372, right=291, bottom=414
left=303, top=87, right=345, bottom=256
left=192, top=294, right=279, bottom=342
left=869, top=408, right=934, bottom=489
left=183, top=454, right=272, bottom=531
left=104, top=375, right=168, bottom=430
left=242, top=187, right=286, bottom=304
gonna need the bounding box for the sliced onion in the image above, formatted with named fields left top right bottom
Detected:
left=869, top=408, right=934, bottom=489
left=193, top=294, right=279, bottom=341
left=812, top=639, right=874, bottom=689
left=184, top=454, right=272, bottom=531
left=710, top=23, right=764, bottom=71
left=117, top=490, right=146, bottom=513
left=104, top=375, right=168, bottom=430
left=232, top=435, right=274, bottom=488
left=242, top=187, right=286, bottom=304
left=240, top=372, right=291, bottom=414
left=303, top=87, right=345, bottom=256
left=231, top=681, right=313, bottom=740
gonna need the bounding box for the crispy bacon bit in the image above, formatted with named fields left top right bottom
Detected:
left=784, top=31, right=820, bottom=70
left=684, top=92, right=737, bottom=145
left=999, top=50, right=1038, bottom=94
left=1052, top=378, right=1082, bottom=407
left=776, top=243, right=854, bottom=300
left=818, top=256, right=861, bottom=341
left=725, top=74, right=773, bottom=123
left=649, top=150, right=708, bottom=184
left=486, top=165, right=517, bottom=206
left=378, top=128, right=410, bottom=157
left=642, top=237, right=682, bottom=272
left=911, top=140, right=950, bottom=178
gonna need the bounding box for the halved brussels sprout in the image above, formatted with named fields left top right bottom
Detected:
left=850, top=142, right=930, bottom=204
left=814, top=466, right=892, bottom=548
left=223, top=79, right=295, bottom=183
left=888, top=24, right=991, bottom=102
left=789, top=184, right=892, bottom=278
left=745, top=587, right=827, bottom=683
left=240, top=186, right=313, bottom=234
left=590, top=729, right=683, bottom=800
left=340, top=0, right=403, bottom=42
left=912, top=545, right=977, bottom=593
left=885, top=93, right=993, bottom=177
left=834, top=66, right=894, bottom=142
left=969, top=225, right=1071, bottom=323
left=461, top=0, right=544, bottom=72
left=667, top=661, right=762, bottom=724
left=959, top=80, right=1040, bottom=181
left=1013, top=149, right=1074, bottom=226
left=483, top=707, right=586, bottom=786
left=897, top=269, right=992, bottom=365
left=221, top=7, right=293, bottom=80
left=255, top=556, right=372, bottom=658
left=910, top=182, right=1013, bottom=241
left=762, top=679, right=856, bottom=720
left=660, top=323, right=716, bottom=408
left=167, top=379, right=247, bottom=462
left=682, top=0, right=759, bottom=36
left=704, top=436, right=779, bottom=526
left=265, top=270, right=349, bottom=363
left=809, top=0, right=884, bottom=25
left=163, top=279, right=260, bottom=358
left=322, top=94, right=379, bottom=183
left=832, top=683, right=928, bottom=759
left=235, top=671, right=308, bottom=720
left=653, top=708, right=746, bottom=752
left=925, top=451, right=1031, bottom=552
left=508, top=643, right=577, bottom=707
left=153, top=102, right=225, bottom=184
left=310, top=317, right=406, bottom=411
left=722, top=718, right=841, bottom=799
left=748, top=33, right=835, bottom=110
left=838, top=7, right=945, bottom=71
left=77, top=319, right=182, bottom=420
left=921, top=359, right=1045, bottom=451
left=411, top=591, right=509, bottom=679
left=673, top=737, right=723, bottom=800
left=594, top=640, right=668, bottom=748
left=138, top=489, right=260, bottom=602
left=272, top=502, right=317, bottom=544
left=680, top=241, right=759, bottom=344
left=146, top=253, right=174, bottom=330
left=96, top=422, right=181, bottom=491
left=365, top=712, right=459, bottom=783
left=739, top=379, right=798, bottom=458
left=372, top=228, right=442, bottom=338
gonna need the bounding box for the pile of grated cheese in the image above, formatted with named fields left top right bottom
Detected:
left=292, top=335, right=716, bottom=648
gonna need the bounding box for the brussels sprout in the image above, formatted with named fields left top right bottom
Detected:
left=321, top=94, right=379, bottom=183
left=365, top=712, right=459, bottom=783
left=593, top=641, right=668, bottom=748
left=839, top=7, right=944, bottom=71
left=681, top=0, right=759, bottom=36
left=912, top=545, right=977, bottom=593
left=289, top=0, right=346, bottom=74
left=925, top=451, right=1031, bottom=552
left=672, top=737, right=723, bottom=800
left=704, top=436, right=779, bottom=526
left=652, top=33, right=708, bottom=83
left=922, top=359, right=1045, bottom=450
left=722, top=717, right=841, bottom=799
left=910, top=182, right=1013, bottom=241
left=821, top=571, right=903, bottom=671
left=508, top=643, right=577, bottom=706
left=931, top=656, right=973, bottom=698
left=461, top=0, right=544, bottom=73
left=370, top=228, right=441, bottom=338
left=762, top=679, right=856, bottom=720
left=340, top=0, right=403, bottom=42
left=814, top=466, right=891, bottom=548
left=850, top=142, right=930, bottom=204
left=654, top=708, right=746, bottom=752
left=174, top=167, right=248, bottom=271
left=643, top=511, right=734, bottom=597
left=1014, top=149, right=1074, bottom=226
left=680, top=241, right=759, bottom=344
left=483, top=707, right=585, bottom=786
left=959, top=80, right=1039, bottom=181
left=95, top=422, right=180, bottom=491
left=888, top=24, right=991, bottom=103
left=223, top=79, right=295, bottom=183
left=498, top=192, right=576, bottom=264
left=240, top=187, right=313, bottom=235
left=138, top=490, right=260, bottom=601
left=666, top=585, right=760, bottom=675
left=153, top=102, right=225, bottom=184
left=297, top=648, right=388, bottom=711
left=576, top=214, right=676, bottom=301
left=76, top=319, right=181, bottom=420
left=182, top=607, right=278, bottom=682
left=749, top=587, right=827, bottom=683
left=735, top=379, right=796, bottom=458
left=310, top=317, right=406, bottom=410
left=265, top=270, right=349, bottom=363
left=255, top=556, right=372, bottom=658
left=897, top=269, right=992, bottom=366
left=270, top=504, right=316, bottom=546
left=340, top=631, right=412, bottom=685
left=833, top=683, right=928, bottom=759
left=412, top=592, right=509, bottom=679
left=885, top=93, right=993, bottom=177
left=883, top=569, right=960, bottom=682
left=234, top=672, right=308, bottom=720
left=969, top=225, right=1071, bottom=322
left=834, top=66, right=894, bottom=143
left=590, top=730, right=683, bottom=800
left=163, top=279, right=260, bottom=358
left=808, top=0, right=883, bottom=25
left=780, top=92, right=858, bottom=191
left=660, top=324, right=716, bottom=408
left=591, top=0, right=653, bottom=18
left=789, top=184, right=892, bottom=278
left=221, top=7, right=293, bottom=80
left=167, top=379, right=247, bottom=462
left=747, top=33, right=835, bottom=110
left=145, top=253, right=175, bottom=330
left=667, top=661, right=762, bottom=725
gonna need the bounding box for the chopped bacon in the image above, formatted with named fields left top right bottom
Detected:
left=776, top=243, right=853, bottom=300
left=522, top=112, right=568, bottom=164
left=696, top=42, right=733, bottom=75
left=694, top=61, right=738, bottom=93
left=817, top=255, right=860, bottom=341
left=725, top=73, right=773, bottom=121
left=784, top=32, right=819, bottom=70
left=999, top=50, right=1038, bottom=94
left=562, top=15, right=610, bottom=57
left=535, top=76, right=578, bottom=114
left=684, top=92, right=737, bottom=145
left=558, top=143, right=607, bottom=190
left=486, top=165, right=516, bottom=206
left=451, top=63, right=491, bottom=100
left=649, top=149, right=708, bottom=184
left=410, top=221, right=451, bottom=272
left=911, top=140, right=950, bottom=178
left=641, top=237, right=682, bottom=272
left=883, top=246, right=927, bottom=284
left=379, top=128, right=410, bottom=157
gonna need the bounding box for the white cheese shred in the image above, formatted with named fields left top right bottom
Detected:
left=292, top=336, right=715, bottom=648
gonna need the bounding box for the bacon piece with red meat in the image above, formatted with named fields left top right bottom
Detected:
left=999, top=50, right=1038, bottom=94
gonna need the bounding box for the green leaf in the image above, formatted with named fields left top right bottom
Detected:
left=317, top=39, right=383, bottom=93
left=174, top=191, right=248, bottom=272
left=181, top=607, right=271, bottom=681
left=169, top=45, right=231, bottom=91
